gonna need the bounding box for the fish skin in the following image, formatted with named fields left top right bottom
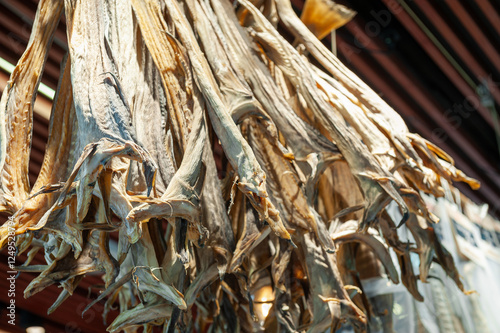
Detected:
left=332, top=220, right=399, bottom=284
left=127, top=227, right=187, bottom=310
left=0, top=54, right=77, bottom=248
left=274, top=0, right=477, bottom=192
left=299, top=232, right=366, bottom=332
left=273, top=0, right=419, bottom=160
left=107, top=301, right=173, bottom=333
left=238, top=0, right=409, bottom=230
left=206, top=0, right=338, bottom=160
left=129, top=0, right=194, bottom=158
left=165, top=0, right=292, bottom=242
left=428, top=226, right=465, bottom=292
left=130, top=0, right=291, bottom=244
left=64, top=0, right=157, bottom=186
left=271, top=238, right=293, bottom=293
left=29, top=0, right=160, bottom=249
left=24, top=229, right=119, bottom=298
left=397, top=246, right=424, bottom=302
left=229, top=194, right=271, bottom=273
left=47, top=275, right=84, bottom=314
left=126, top=87, right=207, bottom=225
left=0, top=0, right=64, bottom=214
left=313, top=67, right=447, bottom=201
left=246, top=118, right=336, bottom=252
left=196, top=139, right=236, bottom=277
left=405, top=214, right=434, bottom=283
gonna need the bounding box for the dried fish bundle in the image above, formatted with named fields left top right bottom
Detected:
left=0, top=0, right=480, bottom=331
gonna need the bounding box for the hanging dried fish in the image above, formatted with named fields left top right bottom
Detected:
left=0, top=0, right=479, bottom=331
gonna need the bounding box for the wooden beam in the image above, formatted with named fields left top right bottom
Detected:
left=444, top=0, right=500, bottom=77
left=475, top=0, right=500, bottom=39
left=378, top=0, right=498, bottom=130
left=413, top=0, right=500, bottom=108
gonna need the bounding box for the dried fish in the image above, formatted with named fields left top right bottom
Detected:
left=0, top=0, right=480, bottom=330
left=246, top=117, right=335, bottom=252
left=0, top=0, right=64, bottom=214
left=332, top=220, right=399, bottom=284
left=237, top=0, right=409, bottom=231
left=205, top=0, right=338, bottom=160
